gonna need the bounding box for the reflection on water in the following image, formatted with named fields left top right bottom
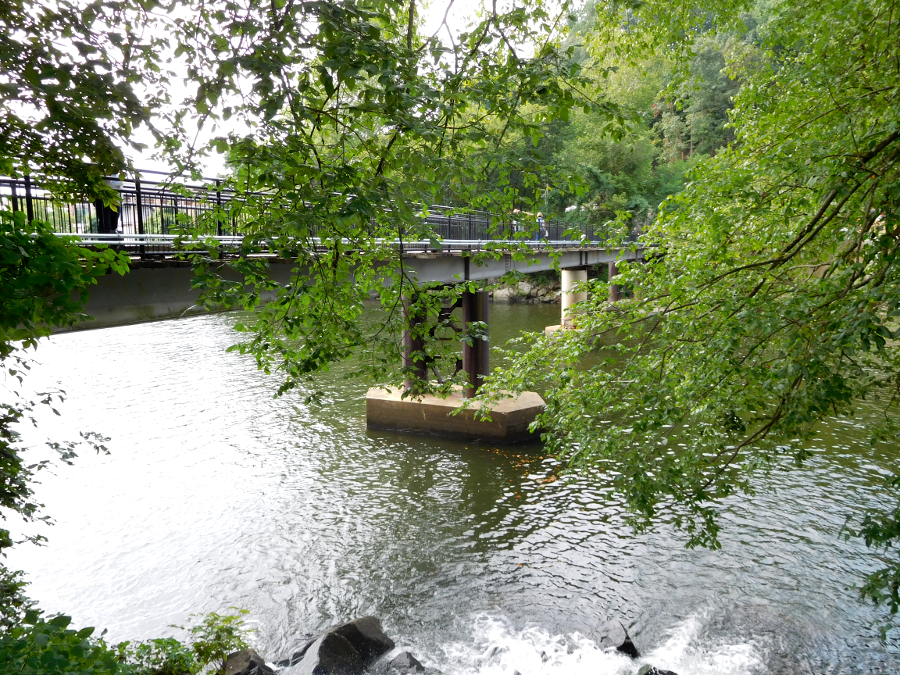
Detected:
left=6, top=305, right=899, bottom=674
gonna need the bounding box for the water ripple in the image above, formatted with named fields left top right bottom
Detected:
left=4, top=307, right=898, bottom=673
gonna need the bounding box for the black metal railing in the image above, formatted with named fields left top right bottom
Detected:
left=0, top=171, right=246, bottom=237
left=0, top=171, right=635, bottom=257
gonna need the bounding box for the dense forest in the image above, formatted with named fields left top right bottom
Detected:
left=471, top=0, right=746, bottom=237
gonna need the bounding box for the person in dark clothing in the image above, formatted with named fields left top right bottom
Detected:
left=536, top=212, right=546, bottom=241
left=94, top=179, right=122, bottom=234
left=94, top=198, right=120, bottom=233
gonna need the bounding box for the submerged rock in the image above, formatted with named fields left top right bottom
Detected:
left=637, top=666, right=678, bottom=675
left=276, top=636, right=315, bottom=668
left=388, top=651, right=425, bottom=672
left=281, top=616, right=395, bottom=675
left=224, top=648, right=277, bottom=675
left=595, top=619, right=640, bottom=659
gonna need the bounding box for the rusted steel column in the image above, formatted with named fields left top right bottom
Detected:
left=608, top=261, right=620, bottom=302
left=561, top=267, right=588, bottom=328
left=402, top=294, right=427, bottom=396
left=462, top=290, right=490, bottom=398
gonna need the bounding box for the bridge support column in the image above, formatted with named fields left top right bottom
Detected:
left=545, top=267, right=588, bottom=335
left=561, top=267, right=588, bottom=328
left=608, top=261, right=620, bottom=302
left=461, top=290, right=489, bottom=398
left=366, top=286, right=543, bottom=442
left=401, top=294, right=427, bottom=396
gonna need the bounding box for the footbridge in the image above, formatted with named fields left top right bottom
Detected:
left=2, top=172, right=642, bottom=330
left=62, top=235, right=632, bottom=331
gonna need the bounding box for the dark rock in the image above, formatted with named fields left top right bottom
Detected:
left=224, top=648, right=276, bottom=675
left=292, top=632, right=364, bottom=675
left=388, top=651, right=425, bottom=673
left=637, top=666, right=678, bottom=675
left=595, top=619, right=640, bottom=659
left=330, top=616, right=395, bottom=666
left=280, top=616, right=395, bottom=675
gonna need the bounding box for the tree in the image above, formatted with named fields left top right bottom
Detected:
left=0, top=211, right=130, bottom=554
left=0, top=0, right=170, bottom=198
left=162, top=0, right=605, bottom=397
left=542, top=16, right=741, bottom=234
left=482, top=0, right=900, bottom=627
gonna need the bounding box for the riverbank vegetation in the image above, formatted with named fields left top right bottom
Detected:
left=2, top=0, right=900, bottom=652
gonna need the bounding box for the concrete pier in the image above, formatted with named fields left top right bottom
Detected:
left=366, top=387, right=544, bottom=442
left=545, top=266, right=588, bottom=335
left=366, top=286, right=544, bottom=442
left=608, top=261, right=620, bottom=302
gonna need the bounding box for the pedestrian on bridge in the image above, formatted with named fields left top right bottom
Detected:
left=94, top=178, right=122, bottom=235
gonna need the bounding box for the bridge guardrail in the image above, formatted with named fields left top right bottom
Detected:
left=2, top=172, right=638, bottom=256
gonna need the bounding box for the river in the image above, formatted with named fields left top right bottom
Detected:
left=6, top=303, right=899, bottom=674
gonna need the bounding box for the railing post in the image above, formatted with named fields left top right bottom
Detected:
left=10, top=182, right=18, bottom=214
left=135, top=174, right=146, bottom=258
left=24, top=174, right=34, bottom=222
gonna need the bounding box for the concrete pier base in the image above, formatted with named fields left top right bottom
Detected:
left=544, top=267, right=588, bottom=336
left=366, top=387, right=544, bottom=442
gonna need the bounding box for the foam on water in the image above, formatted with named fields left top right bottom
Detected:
left=641, top=611, right=764, bottom=675
left=418, top=612, right=764, bottom=675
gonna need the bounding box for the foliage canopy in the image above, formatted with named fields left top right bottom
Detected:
left=160, top=0, right=603, bottom=396
left=484, top=0, right=900, bottom=622
left=4, top=0, right=900, bottom=645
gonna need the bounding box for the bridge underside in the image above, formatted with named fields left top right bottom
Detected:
left=66, top=245, right=640, bottom=443
left=62, top=246, right=638, bottom=332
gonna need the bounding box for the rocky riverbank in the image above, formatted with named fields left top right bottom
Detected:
left=489, top=276, right=561, bottom=304
left=223, top=616, right=679, bottom=675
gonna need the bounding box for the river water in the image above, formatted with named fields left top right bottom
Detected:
left=6, top=304, right=899, bottom=674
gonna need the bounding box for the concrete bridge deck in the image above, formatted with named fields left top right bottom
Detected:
left=67, top=234, right=638, bottom=331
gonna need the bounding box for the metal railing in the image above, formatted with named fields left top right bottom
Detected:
left=0, top=171, right=243, bottom=238
left=1, top=171, right=633, bottom=257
